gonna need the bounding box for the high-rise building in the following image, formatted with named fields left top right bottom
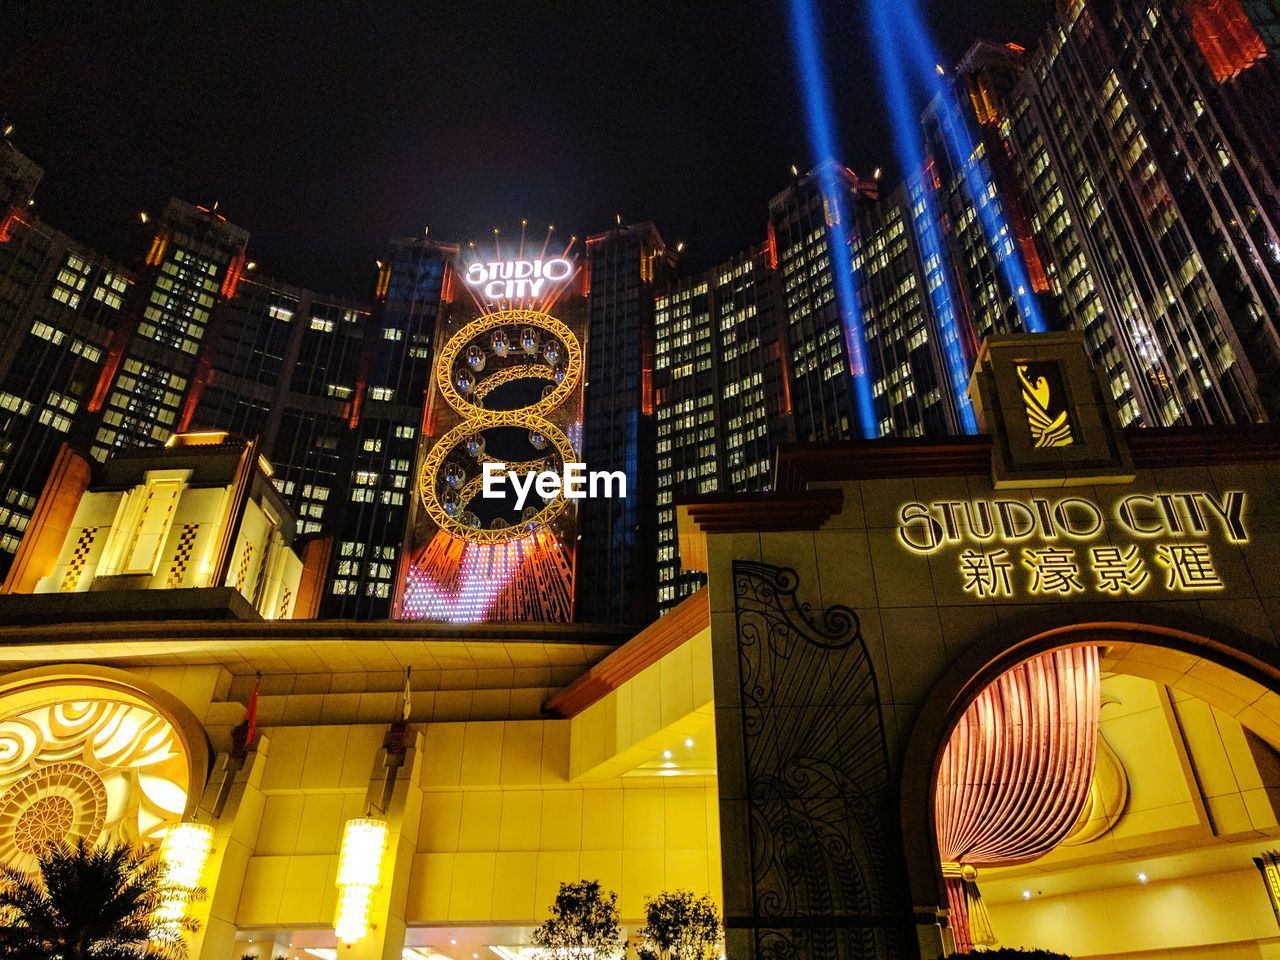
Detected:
left=324, top=237, right=453, bottom=617
left=85, top=199, right=249, bottom=461
left=767, top=163, right=882, bottom=442
left=988, top=0, right=1280, bottom=424
left=653, top=243, right=791, bottom=612
left=578, top=222, right=677, bottom=624
left=953, top=40, right=1149, bottom=427
left=0, top=209, right=121, bottom=565
left=854, top=183, right=968, bottom=437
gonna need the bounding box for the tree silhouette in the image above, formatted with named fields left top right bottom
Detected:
left=636, top=889, right=722, bottom=960
left=532, top=879, right=624, bottom=959
left=0, top=838, right=199, bottom=960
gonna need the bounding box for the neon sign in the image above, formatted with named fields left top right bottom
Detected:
left=896, top=491, right=1247, bottom=554
left=897, top=491, right=1247, bottom=600
left=464, top=258, right=574, bottom=301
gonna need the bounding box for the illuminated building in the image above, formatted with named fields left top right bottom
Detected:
left=654, top=243, right=791, bottom=612
left=953, top=40, right=1148, bottom=428
left=853, top=183, right=969, bottom=437
left=0, top=334, right=1278, bottom=960
left=325, top=237, right=454, bottom=618
left=978, top=0, right=1280, bottom=424
left=0, top=196, right=123, bottom=568
left=577, top=222, right=677, bottom=624
left=767, top=163, right=881, bottom=442
left=1, top=431, right=309, bottom=616
left=86, top=199, right=249, bottom=462
left=396, top=244, right=585, bottom=624
left=190, top=275, right=370, bottom=540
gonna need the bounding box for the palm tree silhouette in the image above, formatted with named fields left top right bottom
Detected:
left=0, top=838, right=199, bottom=960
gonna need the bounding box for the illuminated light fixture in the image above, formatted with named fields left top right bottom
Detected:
left=246, top=261, right=257, bottom=271
left=663, top=750, right=672, bottom=759
left=165, top=429, right=230, bottom=448
left=1137, top=871, right=1148, bottom=884
left=1021, top=890, right=1032, bottom=900
left=335, top=817, right=389, bottom=944
left=140, top=211, right=149, bottom=224
left=154, top=821, right=213, bottom=937
left=685, top=738, right=695, bottom=748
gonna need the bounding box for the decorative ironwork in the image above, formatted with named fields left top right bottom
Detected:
left=731, top=561, right=908, bottom=958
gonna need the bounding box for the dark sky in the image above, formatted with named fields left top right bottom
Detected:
left=1, top=1, right=1051, bottom=298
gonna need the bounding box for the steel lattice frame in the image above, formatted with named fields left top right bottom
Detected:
left=418, top=309, right=583, bottom=545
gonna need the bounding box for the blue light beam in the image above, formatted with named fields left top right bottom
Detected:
left=893, top=0, right=1047, bottom=334
left=787, top=0, right=878, bottom=439
left=869, top=0, right=979, bottom=433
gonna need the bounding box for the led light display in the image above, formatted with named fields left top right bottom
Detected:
left=394, top=235, right=585, bottom=623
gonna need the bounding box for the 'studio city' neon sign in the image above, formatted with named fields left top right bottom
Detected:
left=896, top=491, right=1247, bottom=554
left=465, top=258, right=574, bottom=301
left=895, top=491, right=1249, bottom=599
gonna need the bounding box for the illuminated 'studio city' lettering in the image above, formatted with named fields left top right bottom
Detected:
left=464, top=257, right=573, bottom=301
left=897, top=491, right=1247, bottom=554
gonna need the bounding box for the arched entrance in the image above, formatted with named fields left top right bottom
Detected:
left=902, top=615, right=1280, bottom=958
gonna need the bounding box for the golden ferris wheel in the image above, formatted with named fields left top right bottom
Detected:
left=418, top=308, right=584, bottom=545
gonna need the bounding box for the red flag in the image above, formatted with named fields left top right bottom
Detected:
left=245, top=677, right=260, bottom=747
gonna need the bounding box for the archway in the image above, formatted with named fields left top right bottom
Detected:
left=0, top=664, right=211, bottom=866
left=901, top=614, right=1280, bottom=958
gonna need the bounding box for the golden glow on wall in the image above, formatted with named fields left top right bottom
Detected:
left=0, top=696, right=190, bottom=871
left=335, top=817, right=388, bottom=944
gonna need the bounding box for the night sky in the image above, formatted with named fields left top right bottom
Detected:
left=2, top=1, right=1051, bottom=298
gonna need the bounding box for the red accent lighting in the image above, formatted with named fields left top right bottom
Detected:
left=1186, top=0, right=1266, bottom=82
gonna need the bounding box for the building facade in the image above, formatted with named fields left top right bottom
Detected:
left=0, top=335, right=1279, bottom=960
left=654, top=243, right=792, bottom=612
left=578, top=223, right=678, bottom=624
left=4, top=0, right=1280, bottom=620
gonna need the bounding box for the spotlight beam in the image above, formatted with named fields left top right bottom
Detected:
left=869, top=0, right=979, bottom=433
left=786, top=0, right=878, bottom=439
left=879, top=0, right=1047, bottom=334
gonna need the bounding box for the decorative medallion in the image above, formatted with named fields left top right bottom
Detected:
left=0, top=762, right=108, bottom=867
left=0, top=695, right=189, bottom=871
